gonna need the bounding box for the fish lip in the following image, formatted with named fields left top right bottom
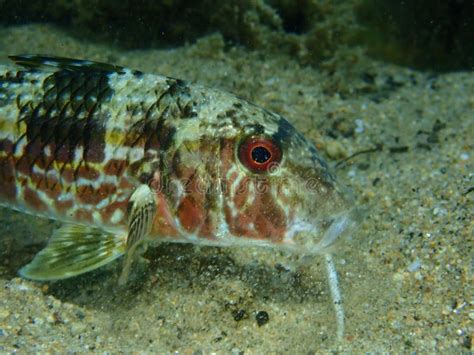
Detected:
left=282, top=207, right=362, bottom=255
left=310, top=207, right=362, bottom=254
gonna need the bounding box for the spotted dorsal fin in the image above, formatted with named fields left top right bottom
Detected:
left=8, top=54, right=138, bottom=74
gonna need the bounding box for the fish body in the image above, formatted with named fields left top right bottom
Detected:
left=0, top=55, right=361, bottom=339
left=0, top=55, right=359, bottom=280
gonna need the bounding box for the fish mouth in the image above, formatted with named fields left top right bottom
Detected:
left=287, top=207, right=363, bottom=255
left=312, top=207, right=362, bottom=253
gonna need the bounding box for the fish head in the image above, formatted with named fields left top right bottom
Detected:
left=214, top=100, right=361, bottom=254
left=152, top=90, right=360, bottom=253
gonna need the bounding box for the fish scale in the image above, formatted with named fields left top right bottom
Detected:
left=0, top=55, right=361, bottom=339
left=1, top=60, right=188, bottom=228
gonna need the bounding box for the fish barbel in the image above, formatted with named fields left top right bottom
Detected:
left=0, top=55, right=360, bottom=338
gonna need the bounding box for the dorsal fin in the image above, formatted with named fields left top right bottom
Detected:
left=8, top=54, right=140, bottom=74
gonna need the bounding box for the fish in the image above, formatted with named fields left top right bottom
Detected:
left=0, top=55, right=361, bottom=338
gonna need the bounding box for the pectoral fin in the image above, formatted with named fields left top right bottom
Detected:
left=118, top=184, right=157, bottom=285
left=19, top=224, right=126, bottom=281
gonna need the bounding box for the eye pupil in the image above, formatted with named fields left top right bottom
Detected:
left=251, top=146, right=271, bottom=164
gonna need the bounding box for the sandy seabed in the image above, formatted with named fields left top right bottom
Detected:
left=0, top=24, right=472, bottom=353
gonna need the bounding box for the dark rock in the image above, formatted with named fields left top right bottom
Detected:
left=255, top=311, right=269, bottom=326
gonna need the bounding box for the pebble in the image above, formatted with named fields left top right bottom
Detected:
left=255, top=311, right=269, bottom=326
left=407, top=259, right=422, bottom=272
left=233, top=309, right=247, bottom=322
left=325, top=140, right=348, bottom=159
left=460, top=153, right=469, bottom=160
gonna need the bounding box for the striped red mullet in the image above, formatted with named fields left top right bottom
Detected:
left=0, top=55, right=361, bottom=339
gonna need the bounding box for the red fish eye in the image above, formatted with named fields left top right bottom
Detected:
left=238, top=136, right=282, bottom=173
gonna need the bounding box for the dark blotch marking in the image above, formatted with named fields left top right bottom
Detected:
left=272, top=117, right=294, bottom=143
left=17, top=68, right=113, bottom=169
left=144, top=122, right=161, bottom=151
left=166, top=78, right=186, bottom=95
left=123, top=111, right=163, bottom=151
left=155, top=118, right=176, bottom=151
left=122, top=78, right=193, bottom=152
left=165, top=78, right=197, bottom=119
left=216, top=107, right=243, bottom=129
left=246, top=123, right=265, bottom=135
left=224, top=109, right=237, bottom=118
